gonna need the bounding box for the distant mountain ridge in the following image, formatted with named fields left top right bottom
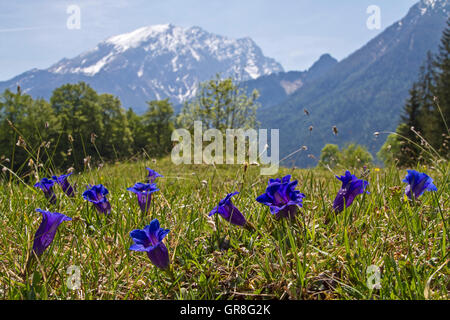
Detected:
left=0, top=24, right=283, bottom=113
left=258, top=0, right=450, bottom=167
left=241, top=54, right=338, bottom=109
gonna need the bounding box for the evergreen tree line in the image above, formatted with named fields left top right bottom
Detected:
left=378, top=20, right=450, bottom=167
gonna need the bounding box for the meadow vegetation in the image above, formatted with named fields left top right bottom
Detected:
left=0, top=156, right=448, bottom=300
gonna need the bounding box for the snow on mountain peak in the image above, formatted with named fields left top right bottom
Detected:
left=45, top=24, right=283, bottom=105
left=49, top=24, right=283, bottom=80
left=105, top=24, right=174, bottom=52
left=423, top=0, right=437, bottom=6
left=417, top=0, right=448, bottom=15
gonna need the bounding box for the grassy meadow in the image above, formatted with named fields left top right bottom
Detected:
left=0, top=157, right=448, bottom=300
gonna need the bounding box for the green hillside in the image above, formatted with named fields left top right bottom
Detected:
left=258, top=1, right=449, bottom=167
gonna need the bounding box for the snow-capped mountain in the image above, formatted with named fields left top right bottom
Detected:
left=0, top=24, right=283, bottom=112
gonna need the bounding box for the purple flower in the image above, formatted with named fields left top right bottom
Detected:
left=82, top=184, right=111, bottom=214
left=129, top=219, right=170, bottom=269
left=402, top=170, right=437, bottom=199
left=146, top=168, right=163, bottom=183
left=333, top=171, right=369, bottom=213
left=52, top=173, right=75, bottom=197
left=33, top=209, right=71, bottom=257
left=256, top=175, right=306, bottom=219
left=209, top=192, right=248, bottom=227
left=127, top=182, right=159, bottom=213
left=34, top=178, right=56, bottom=204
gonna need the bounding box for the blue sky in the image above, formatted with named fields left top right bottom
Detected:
left=0, top=0, right=419, bottom=81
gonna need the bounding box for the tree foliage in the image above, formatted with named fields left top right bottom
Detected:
left=318, top=143, right=373, bottom=169
left=178, top=75, right=260, bottom=132
left=318, top=144, right=340, bottom=168
left=0, top=82, right=175, bottom=175
left=141, top=99, right=174, bottom=156
left=388, top=21, right=450, bottom=166
left=377, top=133, right=401, bottom=167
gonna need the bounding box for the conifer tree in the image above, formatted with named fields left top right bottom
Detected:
left=397, top=83, right=424, bottom=166
left=433, top=20, right=450, bottom=158
left=392, top=20, right=450, bottom=166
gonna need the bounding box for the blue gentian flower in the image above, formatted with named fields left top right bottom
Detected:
left=33, top=209, right=71, bottom=257
left=129, top=219, right=170, bottom=269
left=333, top=171, right=369, bottom=213
left=256, top=175, right=306, bottom=219
left=52, top=173, right=75, bottom=197
left=402, top=170, right=437, bottom=199
left=127, top=182, right=159, bottom=214
left=146, top=168, right=163, bottom=183
left=34, top=177, right=57, bottom=204
left=209, top=192, right=247, bottom=227
left=82, top=184, right=111, bottom=214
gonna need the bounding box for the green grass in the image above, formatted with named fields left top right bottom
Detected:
left=0, top=158, right=448, bottom=300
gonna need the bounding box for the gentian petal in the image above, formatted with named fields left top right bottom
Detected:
left=32, top=209, right=71, bottom=256
left=129, top=219, right=170, bottom=269
left=146, top=168, right=163, bottom=183
left=256, top=176, right=305, bottom=219
left=147, top=242, right=170, bottom=269
left=83, top=184, right=111, bottom=214
left=52, top=173, right=75, bottom=197
left=333, top=171, right=369, bottom=213
left=210, top=192, right=248, bottom=227
left=34, top=178, right=57, bottom=204
left=127, top=183, right=159, bottom=213
left=402, top=170, right=437, bottom=199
